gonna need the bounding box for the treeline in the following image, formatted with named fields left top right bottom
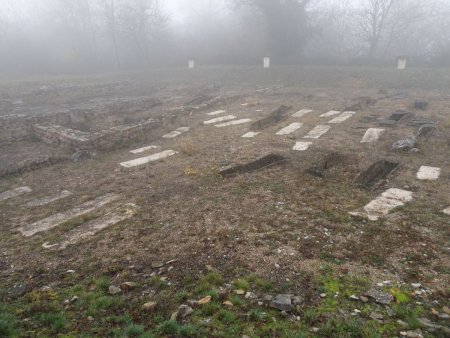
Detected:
left=0, top=0, right=449, bottom=75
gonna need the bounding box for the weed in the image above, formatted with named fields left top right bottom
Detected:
left=217, top=309, right=236, bottom=324
left=0, top=312, right=20, bottom=337
left=158, top=320, right=180, bottom=335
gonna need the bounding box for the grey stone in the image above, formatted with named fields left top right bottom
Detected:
left=414, top=100, right=428, bottom=110
left=178, top=305, right=193, bottom=319
left=365, top=288, right=394, bottom=305
left=151, top=261, right=164, bottom=269
left=392, top=136, right=417, bottom=151
left=417, top=125, right=436, bottom=140
left=271, top=294, right=292, bottom=312
left=7, top=284, right=32, bottom=299
left=370, top=312, right=384, bottom=321
left=108, top=285, right=121, bottom=295
left=72, top=150, right=92, bottom=163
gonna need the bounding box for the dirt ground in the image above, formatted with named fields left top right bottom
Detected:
left=0, top=66, right=449, bottom=337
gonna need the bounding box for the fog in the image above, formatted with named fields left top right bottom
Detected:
left=1, top=0, right=449, bottom=75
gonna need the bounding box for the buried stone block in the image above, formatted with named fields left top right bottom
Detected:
left=215, top=118, right=252, bottom=127
left=242, top=131, right=260, bottom=138
left=306, top=152, right=349, bottom=178
left=276, top=122, right=303, bottom=136
left=361, top=128, right=385, bottom=143
left=203, top=115, right=236, bottom=125
left=250, top=105, right=292, bottom=131
left=207, top=110, right=226, bottom=116
left=18, top=193, right=119, bottom=237
left=293, top=142, right=313, bottom=151
left=120, top=150, right=178, bottom=168
left=130, top=145, right=160, bottom=154
left=26, top=190, right=72, bottom=207
left=417, top=124, right=436, bottom=140
left=0, top=186, right=32, bottom=202
left=392, top=136, right=417, bottom=151
left=304, top=125, right=331, bottom=139
left=357, top=160, right=400, bottom=189
left=416, top=166, right=441, bottom=181
left=220, top=154, right=286, bottom=177
left=382, top=111, right=413, bottom=125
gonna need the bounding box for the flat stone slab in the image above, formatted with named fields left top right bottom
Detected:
left=357, top=160, right=399, bottom=189
left=328, top=111, right=356, bottom=124
left=18, top=193, right=119, bottom=237
left=56, top=203, right=138, bottom=249
left=361, top=128, right=385, bottom=143
left=350, top=188, right=413, bottom=221
left=292, top=109, right=313, bottom=118
left=215, top=119, right=252, bottom=128
left=242, top=131, right=260, bottom=138
left=443, top=207, right=450, bottom=215
left=304, top=125, right=331, bottom=139
left=0, top=186, right=32, bottom=202
left=320, top=110, right=341, bottom=117
left=130, top=145, right=160, bottom=154
left=204, top=115, right=236, bottom=125
left=162, top=127, right=190, bottom=138
left=271, top=294, right=292, bottom=312
left=365, top=288, right=394, bottom=305
left=416, top=166, right=441, bottom=180
left=207, top=110, right=227, bottom=116
left=293, top=142, right=313, bottom=151
left=276, top=122, right=303, bottom=135
left=26, top=190, right=72, bottom=207
left=120, top=150, right=178, bottom=168
left=220, top=154, right=286, bottom=177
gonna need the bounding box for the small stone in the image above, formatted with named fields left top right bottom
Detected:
left=311, top=327, right=319, bottom=333
left=370, top=312, right=383, bottom=321
left=223, top=301, right=233, bottom=307
left=404, top=329, right=424, bottom=337
left=177, top=305, right=193, bottom=319
left=235, top=289, right=245, bottom=295
left=151, top=261, right=164, bottom=269
left=262, top=295, right=273, bottom=302
left=67, top=270, right=75, bottom=274
left=400, top=331, right=407, bottom=336
left=141, top=302, right=157, bottom=311
left=418, top=318, right=441, bottom=329
left=205, top=265, right=214, bottom=271
left=198, top=296, right=211, bottom=305
left=7, top=284, right=32, bottom=299
left=70, top=296, right=79, bottom=303
left=245, top=292, right=257, bottom=299
left=121, top=282, right=137, bottom=291
left=392, top=136, right=417, bottom=151
left=108, top=285, right=121, bottom=295
left=397, top=320, right=409, bottom=327
left=411, top=283, right=422, bottom=289
left=271, top=294, right=292, bottom=312
left=365, top=287, right=394, bottom=305
left=438, top=313, right=450, bottom=319
left=87, top=316, right=94, bottom=321
left=360, top=296, right=369, bottom=303
left=415, top=290, right=422, bottom=296
left=349, top=295, right=359, bottom=300
left=443, top=306, right=450, bottom=314
left=320, top=293, right=327, bottom=298
left=292, top=296, right=302, bottom=305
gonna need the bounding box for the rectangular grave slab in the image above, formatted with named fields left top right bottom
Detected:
left=357, top=160, right=399, bottom=189
left=416, top=166, right=441, bottom=180
left=304, top=125, right=331, bottom=139
left=207, top=110, right=227, bottom=116
left=293, top=142, right=313, bottom=151
left=204, top=115, right=236, bottom=125
left=328, top=111, right=356, bottom=124
left=0, top=186, right=32, bottom=202
left=130, top=145, right=160, bottom=154
left=276, top=123, right=303, bottom=136
left=292, top=109, right=313, bottom=118
left=162, top=127, right=190, bottom=138
left=215, top=119, right=252, bottom=128
left=350, top=188, right=413, bottom=221
left=242, top=131, right=260, bottom=138
left=320, top=111, right=341, bottom=118
left=361, top=128, right=385, bottom=143
left=18, top=193, right=119, bottom=237
left=120, top=150, right=178, bottom=168
left=26, top=190, right=72, bottom=207
left=250, top=105, right=292, bottom=131
left=220, top=154, right=286, bottom=177
left=382, top=111, right=414, bottom=126
left=58, top=203, right=138, bottom=249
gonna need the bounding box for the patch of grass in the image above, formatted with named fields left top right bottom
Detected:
left=0, top=312, right=20, bottom=337
left=318, top=318, right=362, bottom=337
left=303, top=307, right=319, bottom=325
left=233, top=278, right=250, bottom=291
left=393, top=304, right=424, bottom=329
left=37, top=312, right=67, bottom=331
left=248, top=308, right=266, bottom=322
left=390, top=288, right=410, bottom=304
left=216, top=309, right=236, bottom=324
left=158, top=320, right=180, bottom=335
left=86, top=295, right=124, bottom=317
left=199, top=301, right=221, bottom=316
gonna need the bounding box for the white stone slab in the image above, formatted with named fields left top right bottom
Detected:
left=443, top=207, right=450, bottom=215
left=242, top=131, right=260, bottom=138
left=276, top=123, right=303, bottom=136
left=57, top=204, right=138, bottom=249
left=130, top=145, right=160, bottom=154
left=350, top=188, right=413, bottom=221
left=207, top=110, right=227, bottom=116
left=162, top=127, right=190, bottom=138
left=328, top=111, right=356, bottom=124
left=320, top=110, right=341, bottom=118
left=120, top=150, right=178, bottom=168
left=18, top=193, right=119, bottom=237
left=263, top=57, right=270, bottom=68
left=215, top=119, right=252, bottom=128
left=293, top=142, right=313, bottom=151
left=416, top=166, right=441, bottom=180
left=26, top=190, right=72, bottom=207
left=204, top=115, right=236, bottom=125
left=0, top=186, right=32, bottom=202
left=292, top=109, right=313, bottom=118
left=361, top=128, right=385, bottom=143
left=303, top=125, right=331, bottom=139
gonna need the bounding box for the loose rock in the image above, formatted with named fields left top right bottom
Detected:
left=141, top=301, right=157, bottom=311
left=271, top=294, right=292, bottom=312
left=392, top=136, right=417, bottom=151
left=365, top=288, right=394, bottom=305
left=108, top=285, right=121, bottom=295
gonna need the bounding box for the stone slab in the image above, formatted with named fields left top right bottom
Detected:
left=207, top=110, right=226, bottom=116
left=204, top=115, right=236, bottom=125
left=361, top=128, right=385, bottom=143
left=120, top=150, right=178, bottom=168
left=416, top=166, right=441, bottom=180
left=215, top=119, right=252, bottom=128
left=26, top=190, right=72, bottom=207
left=162, top=127, right=190, bottom=139
left=242, top=131, right=260, bottom=138
left=130, top=145, right=160, bottom=154
left=292, top=109, right=313, bottom=118
left=328, top=111, right=356, bottom=124
left=18, top=193, right=119, bottom=237
left=293, top=142, right=313, bottom=151
left=320, top=110, right=341, bottom=117
left=0, top=186, right=32, bottom=202
left=303, top=125, right=331, bottom=139
left=276, top=122, right=303, bottom=136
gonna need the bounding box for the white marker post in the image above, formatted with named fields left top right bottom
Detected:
left=188, top=59, right=195, bottom=69
left=397, top=57, right=408, bottom=70
left=263, top=57, right=270, bottom=68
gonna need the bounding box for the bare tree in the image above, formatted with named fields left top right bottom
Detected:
left=100, top=0, right=121, bottom=68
